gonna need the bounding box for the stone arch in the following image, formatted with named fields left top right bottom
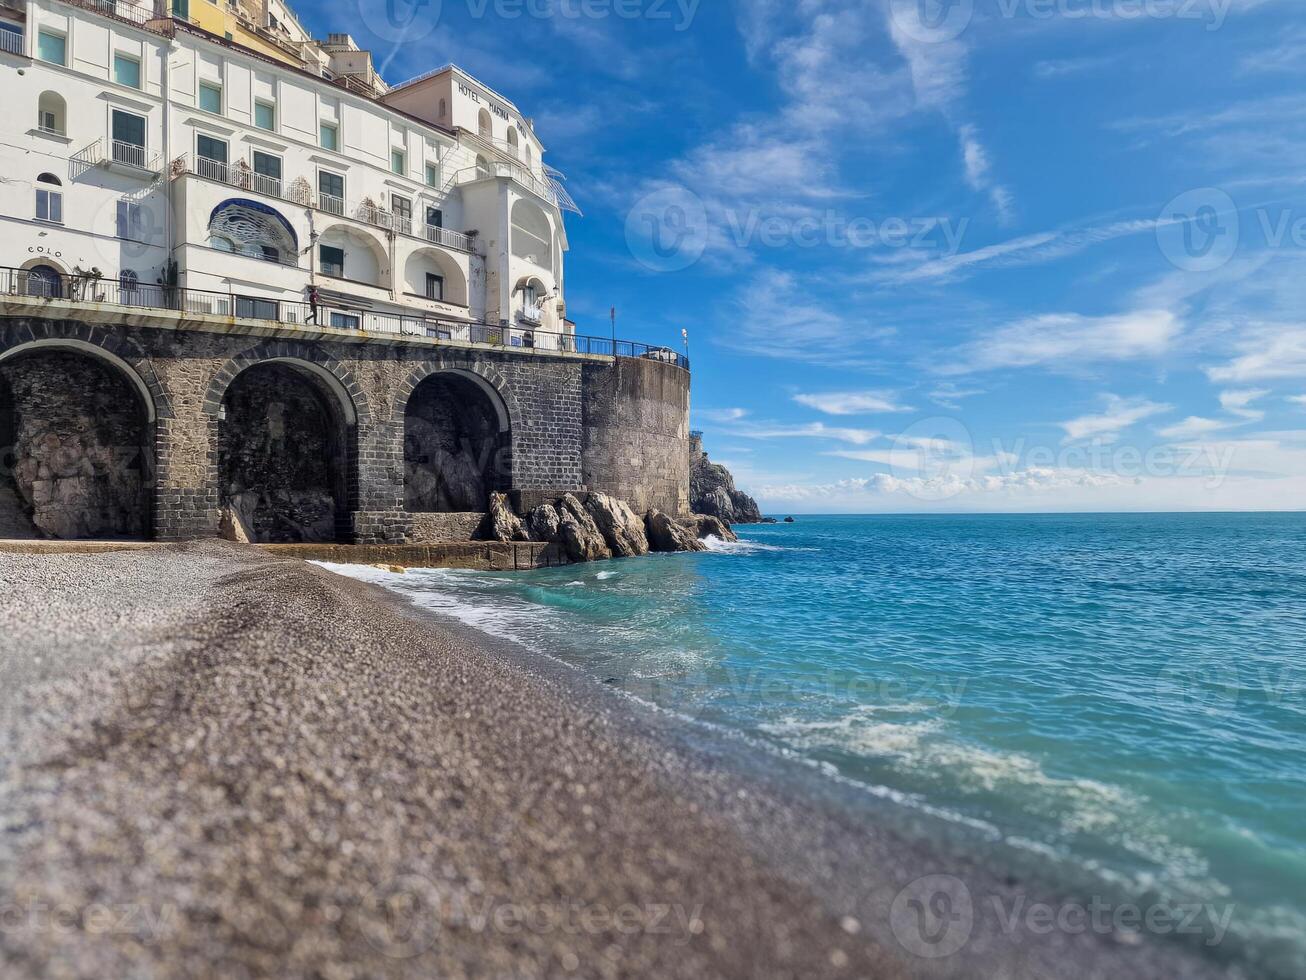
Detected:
left=392, top=361, right=514, bottom=434
left=0, top=338, right=156, bottom=540
left=203, top=341, right=370, bottom=427
left=400, top=368, right=513, bottom=513
left=205, top=342, right=367, bottom=543
left=0, top=322, right=172, bottom=421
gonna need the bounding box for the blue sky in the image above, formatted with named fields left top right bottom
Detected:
left=321, top=0, right=1306, bottom=512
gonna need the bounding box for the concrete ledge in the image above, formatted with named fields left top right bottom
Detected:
left=0, top=539, right=159, bottom=554
left=260, top=540, right=569, bottom=571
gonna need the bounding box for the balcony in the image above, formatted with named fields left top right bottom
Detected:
left=72, top=138, right=161, bottom=178
left=173, top=153, right=478, bottom=253
left=58, top=0, right=174, bottom=34
left=0, top=29, right=22, bottom=58
left=0, top=264, right=689, bottom=370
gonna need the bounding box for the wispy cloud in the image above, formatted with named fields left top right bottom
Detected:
left=1219, top=388, right=1269, bottom=421
left=1157, top=416, right=1235, bottom=440
left=793, top=390, right=912, bottom=415
left=1059, top=395, right=1171, bottom=444
left=696, top=407, right=750, bottom=423
left=942, top=309, right=1182, bottom=375
left=1207, top=325, right=1306, bottom=382
left=720, top=419, right=882, bottom=446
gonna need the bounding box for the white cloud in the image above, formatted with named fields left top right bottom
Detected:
left=1289, top=395, right=1306, bottom=408
left=793, top=390, right=911, bottom=415
left=696, top=407, right=750, bottom=423
left=723, top=420, right=882, bottom=446
left=958, top=124, right=1014, bottom=223
left=1208, top=326, right=1306, bottom=382
left=944, top=310, right=1182, bottom=374
left=1157, top=416, right=1234, bottom=440
left=1219, top=389, right=1269, bottom=421
left=1060, top=395, right=1171, bottom=444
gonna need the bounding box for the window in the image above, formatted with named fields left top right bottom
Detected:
left=172, top=0, right=189, bottom=17
left=119, top=269, right=139, bottom=295
left=438, top=98, right=447, bottom=119
left=113, top=54, right=141, bottom=89
left=38, top=92, right=66, bottom=135
left=425, top=273, right=444, bottom=301
left=392, top=194, right=412, bottom=229
left=254, top=100, right=275, bottom=131
left=425, top=207, right=442, bottom=229
left=251, top=151, right=281, bottom=194
left=319, top=122, right=338, bottom=150
left=318, top=171, right=343, bottom=212
left=478, top=108, right=492, bottom=139
left=199, top=82, right=222, bottom=114
left=35, top=173, right=62, bottom=223
left=37, top=30, right=66, bottom=66
left=330, top=311, right=359, bottom=330
left=196, top=134, right=227, bottom=180
left=26, top=264, right=62, bottom=298
left=111, top=110, right=146, bottom=166
left=425, top=163, right=439, bottom=188
left=236, top=296, right=278, bottom=320
left=116, top=200, right=145, bottom=241
left=391, top=148, right=405, bottom=175
left=319, top=244, right=344, bottom=278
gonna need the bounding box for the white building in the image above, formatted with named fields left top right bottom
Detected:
left=0, top=0, right=580, bottom=346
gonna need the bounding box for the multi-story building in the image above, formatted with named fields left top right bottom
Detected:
left=0, top=0, right=578, bottom=344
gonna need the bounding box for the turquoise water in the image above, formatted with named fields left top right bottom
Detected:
left=327, top=513, right=1306, bottom=974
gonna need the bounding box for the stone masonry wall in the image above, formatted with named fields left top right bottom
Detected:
left=581, top=357, right=692, bottom=517
left=0, top=317, right=690, bottom=542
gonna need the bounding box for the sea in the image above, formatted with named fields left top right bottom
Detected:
left=322, top=513, right=1306, bottom=976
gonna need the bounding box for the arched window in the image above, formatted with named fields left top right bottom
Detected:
left=207, top=199, right=297, bottom=266
left=119, top=269, right=139, bottom=297
left=25, top=264, right=63, bottom=298
left=475, top=155, right=491, bottom=178
left=37, top=172, right=61, bottom=185
left=478, top=108, right=492, bottom=140
left=438, top=98, right=447, bottom=119
left=38, top=92, right=66, bottom=136
left=506, top=126, right=520, bottom=159
left=525, top=143, right=533, bottom=169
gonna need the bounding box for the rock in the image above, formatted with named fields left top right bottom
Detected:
left=690, top=441, right=763, bottom=524
left=480, top=492, right=528, bottom=543
left=679, top=514, right=738, bottom=544
left=219, top=506, right=252, bottom=544
left=784, top=516, right=796, bottom=523
left=645, top=509, right=707, bottom=553
left=556, top=494, right=611, bottom=563
left=526, top=503, right=561, bottom=542
left=584, top=492, right=649, bottom=558
left=369, top=563, right=407, bottom=574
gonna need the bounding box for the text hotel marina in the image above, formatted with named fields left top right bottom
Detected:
left=0, top=0, right=692, bottom=545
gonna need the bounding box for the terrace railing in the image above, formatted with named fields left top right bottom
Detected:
left=0, top=29, right=22, bottom=57
left=0, top=266, right=689, bottom=370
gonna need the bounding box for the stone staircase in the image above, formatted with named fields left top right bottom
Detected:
left=0, top=484, right=38, bottom=539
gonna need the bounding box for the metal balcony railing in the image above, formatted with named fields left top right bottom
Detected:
left=424, top=224, right=474, bottom=252
left=0, top=265, right=690, bottom=370
left=61, top=0, right=173, bottom=32
left=193, top=155, right=283, bottom=199
left=319, top=193, right=345, bottom=216
left=0, top=30, right=22, bottom=57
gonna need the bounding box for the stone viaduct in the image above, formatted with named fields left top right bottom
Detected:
left=0, top=307, right=691, bottom=544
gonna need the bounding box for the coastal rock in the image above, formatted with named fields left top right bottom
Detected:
left=645, top=509, right=707, bottom=553
left=556, top=494, right=611, bottom=563
left=680, top=514, right=738, bottom=544
left=480, top=492, right=529, bottom=543
left=585, top=492, right=649, bottom=558
left=690, top=437, right=763, bottom=524
left=526, top=503, right=561, bottom=542
left=218, top=493, right=256, bottom=544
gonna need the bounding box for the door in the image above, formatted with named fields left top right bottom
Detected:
left=111, top=110, right=146, bottom=167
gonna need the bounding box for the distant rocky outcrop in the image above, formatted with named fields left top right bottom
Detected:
left=690, top=438, right=763, bottom=524
left=477, top=490, right=734, bottom=563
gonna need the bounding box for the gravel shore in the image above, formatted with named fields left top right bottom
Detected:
left=0, top=542, right=1238, bottom=978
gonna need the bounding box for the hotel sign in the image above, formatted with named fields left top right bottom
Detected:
left=458, top=82, right=512, bottom=121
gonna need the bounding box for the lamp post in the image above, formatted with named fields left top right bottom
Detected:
left=682, top=328, right=689, bottom=367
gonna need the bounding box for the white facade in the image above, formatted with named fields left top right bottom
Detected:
left=0, top=0, right=576, bottom=342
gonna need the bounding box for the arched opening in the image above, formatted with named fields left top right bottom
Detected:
left=316, top=224, right=387, bottom=287
left=218, top=361, right=353, bottom=543
left=0, top=347, right=154, bottom=540
left=478, top=108, right=492, bottom=140
left=506, top=126, right=520, bottom=159
left=511, top=198, right=553, bottom=268
left=38, top=91, right=67, bottom=135
left=23, top=263, right=63, bottom=298
left=404, top=373, right=509, bottom=513
left=207, top=198, right=298, bottom=265
left=403, top=248, right=468, bottom=306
